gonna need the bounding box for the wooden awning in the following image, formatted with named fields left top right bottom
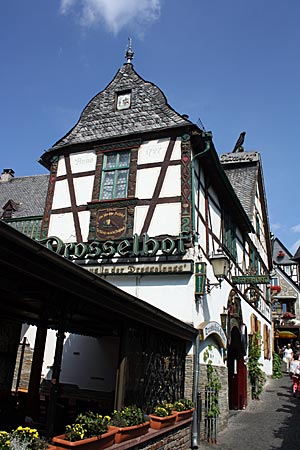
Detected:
left=0, top=221, right=197, bottom=341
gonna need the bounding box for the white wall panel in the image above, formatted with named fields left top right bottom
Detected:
left=135, top=168, right=160, bottom=199
left=57, top=156, right=66, bottom=176
left=48, top=213, right=76, bottom=242
left=52, top=179, right=71, bottom=209
left=148, top=203, right=181, bottom=236
left=74, top=176, right=94, bottom=205
left=133, top=206, right=149, bottom=235
left=70, top=151, right=96, bottom=173
left=160, top=165, right=181, bottom=197
left=78, top=211, right=91, bottom=242
left=138, top=139, right=169, bottom=164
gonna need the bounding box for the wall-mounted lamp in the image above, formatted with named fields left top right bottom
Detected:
left=220, top=307, right=228, bottom=334
left=206, top=249, right=230, bottom=293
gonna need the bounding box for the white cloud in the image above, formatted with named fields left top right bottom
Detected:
left=59, top=0, right=161, bottom=34
left=291, top=239, right=300, bottom=255
left=271, top=222, right=281, bottom=231
left=291, top=224, right=300, bottom=233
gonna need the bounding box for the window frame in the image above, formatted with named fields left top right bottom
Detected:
left=99, top=150, right=130, bottom=201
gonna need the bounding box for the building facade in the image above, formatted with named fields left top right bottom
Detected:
left=0, top=51, right=273, bottom=442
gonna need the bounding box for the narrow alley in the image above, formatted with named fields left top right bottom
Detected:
left=200, top=372, right=300, bottom=450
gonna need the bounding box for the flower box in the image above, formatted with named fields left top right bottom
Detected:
left=149, top=413, right=177, bottom=430
left=51, top=426, right=117, bottom=450
left=109, top=421, right=150, bottom=444
left=173, top=408, right=195, bottom=422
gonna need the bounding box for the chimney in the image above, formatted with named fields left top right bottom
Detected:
left=0, top=169, right=15, bottom=182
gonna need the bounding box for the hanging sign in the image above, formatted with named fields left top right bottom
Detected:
left=232, top=275, right=270, bottom=285
left=195, top=262, right=207, bottom=295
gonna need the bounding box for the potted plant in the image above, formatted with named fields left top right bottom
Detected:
left=0, top=426, right=48, bottom=450
left=149, top=402, right=177, bottom=430
left=172, top=398, right=195, bottom=421
left=110, top=405, right=149, bottom=444
left=51, top=411, right=117, bottom=450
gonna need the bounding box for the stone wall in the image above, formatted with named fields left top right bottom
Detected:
left=184, top=355, right=229, bottom=441
left=128, top=423, right=191, bottom=450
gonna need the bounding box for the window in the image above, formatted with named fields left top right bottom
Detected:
left=256, top=213, right=261, bottom=239
left=223, top=211, right=237, bottom=259
left=100, top=151, right=130, bottom=200
left=116, top=90, right=131, bottom=111
left=250, top=247, right=259, bottom=273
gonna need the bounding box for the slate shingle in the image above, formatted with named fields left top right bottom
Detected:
left=50, top=63, right=191, bottom=150
left=0, top=174, right=49, bottom=218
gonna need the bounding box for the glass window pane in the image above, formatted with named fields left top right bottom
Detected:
left=101, top=172, right=114, bottom=199
left=119, top=152, right=130, bottom=167
left=105, top=154, right=117, bottom=169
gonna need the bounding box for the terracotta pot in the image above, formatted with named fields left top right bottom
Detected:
left=149, top=413, right=177, bottom=430
left=173, top=408, right=195, bottom=422
left=51, top=426, right=117, bottom=450
left=109, top=421, right=150, bottom=444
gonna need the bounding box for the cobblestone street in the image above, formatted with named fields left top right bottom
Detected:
left=200, top=371, right=300, bottom=450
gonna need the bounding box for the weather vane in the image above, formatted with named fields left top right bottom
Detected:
left=125, top=38, right=134, bottom=64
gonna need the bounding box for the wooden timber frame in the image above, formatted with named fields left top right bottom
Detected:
left=0, top=221, right=197, bottom=436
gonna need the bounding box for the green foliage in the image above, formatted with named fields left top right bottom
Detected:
left=0, top=428, right=48, bottom=450
left=111, top=405, right=145, bottom=427
left=204, top=346, right=221, bottom=419
left=0, top=431, right=10, bottom=450
left=247, top=333, right=266, bottom=399
left=173, top=398, right=194, bottom=412
left=272, top=352, right=283, bottom=379
left=152, top=402, right=174, bottom=417
left=65, top=411, right=111, bottom=442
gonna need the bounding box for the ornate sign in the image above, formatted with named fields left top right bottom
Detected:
left=244, top=286, right=260, bottom=303
left=96, top=208, right=127, bottom=240
left=232, top=275, right=270, bottom=284
left=84, top=261, right=193, bottom=276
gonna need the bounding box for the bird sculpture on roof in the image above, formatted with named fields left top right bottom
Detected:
left=232, top=131, right=246, bottom=153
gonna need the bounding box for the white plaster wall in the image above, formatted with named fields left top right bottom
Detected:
left=48, top=213, right=76, bottom=242
left=106, top=274, right=196, bottom=324
left=138, top=138, right=181, bottom=165
left=74, top=176, right=94, bottom=206
left=60, top=335, right=119, bottom=391
left=135, top=168, right=160, bottom=199
left=52, top=179, right=71, bottom=210
left=160, top=165, right=181, bottom=197
left=78, top=211, right=91, bottom=242
left=133, top=206, right=149, bottom=235
left=148, top=203, right=181, bottom=236
left=57, top=156, right=66, bottom=176
left=70, top=151, right=97, bottom=173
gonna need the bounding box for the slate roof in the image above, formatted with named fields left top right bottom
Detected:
left=49, top=63, right=191, bottom=151
left=272, top=237, right=295, bottom=265
left=219, top=152, right=260, bottom=222
left=0, top=174, right=49, bottom=218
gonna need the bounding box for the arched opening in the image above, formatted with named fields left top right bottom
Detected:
left=227, top=326, right=247, bottom=410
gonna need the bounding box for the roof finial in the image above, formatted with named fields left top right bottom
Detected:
left=125, top=38, right=134, bottom=64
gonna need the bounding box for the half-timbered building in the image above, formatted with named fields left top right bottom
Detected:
left=0, top=47, right=273, bottom=443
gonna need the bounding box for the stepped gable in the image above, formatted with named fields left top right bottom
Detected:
left=220, top=151, right=260, bottom=222
left=50, top=63, right=191, bottom=150
left=0, top=174, right=49, bottom=218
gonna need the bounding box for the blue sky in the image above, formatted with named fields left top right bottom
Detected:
left=1, top=0, right=299, bottom=253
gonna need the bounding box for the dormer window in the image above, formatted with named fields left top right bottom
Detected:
left=116, top=90, right=131, bottom=111
left=2, top=199, right=18, bottom=219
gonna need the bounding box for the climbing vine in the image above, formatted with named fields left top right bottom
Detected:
left=272, top=352, right=282, bottom=379
left=247, top=333, right=266, bottom=399
left=203, top=346, right=221, bottom=418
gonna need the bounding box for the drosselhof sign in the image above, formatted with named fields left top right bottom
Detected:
left=38, top=233, right=190, bottom=260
